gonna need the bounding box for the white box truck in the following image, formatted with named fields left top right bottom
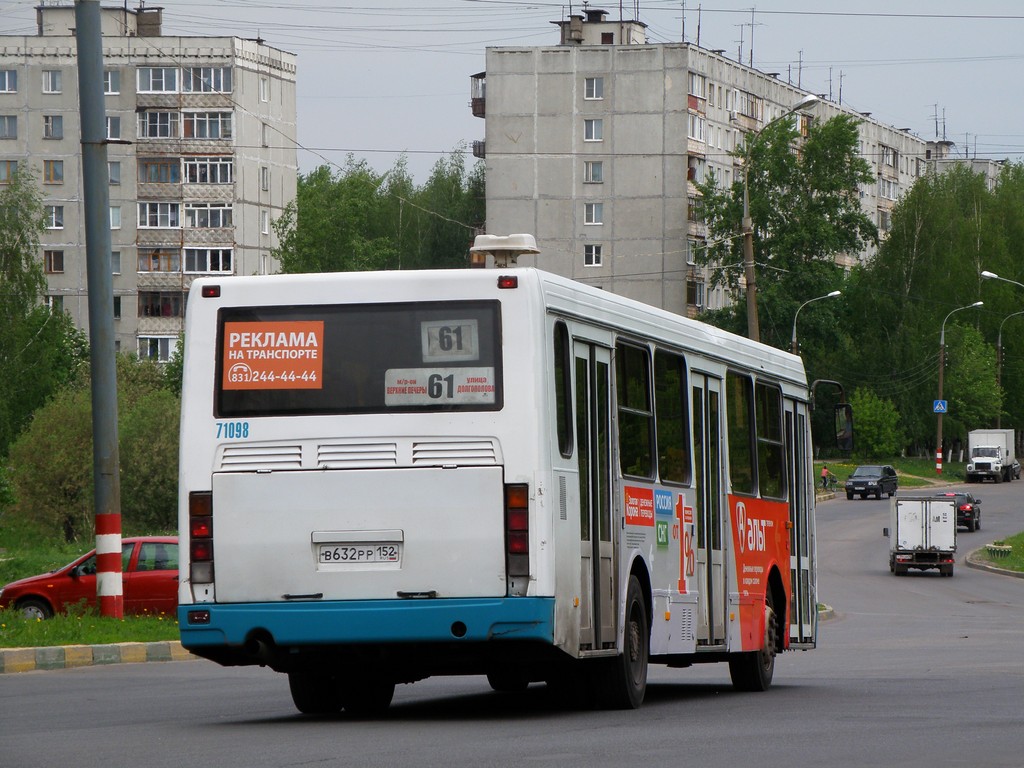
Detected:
left=966, top=428, right=1019, bottom=483
left=885, top=495, right=956, bottom=576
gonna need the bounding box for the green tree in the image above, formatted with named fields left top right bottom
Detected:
left=839, top=165, right=996, bottom=453
left=849, top=387, right=905, bottom=460
left=0, top=168, right=89, bottom=458
left=7, top=355, right=180, bottom=542
left=272, top=150, right=484, bottom=275
left=695, top=114, right=877, bottom=350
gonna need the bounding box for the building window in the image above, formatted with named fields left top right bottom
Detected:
left=138, top=111, right=179, bottom=139
left=139, top=291, right=185, bottom=318
left=139, top=157, right=180, bottom=184
left=584, top=160, right=603, bottom=184
left=183, top=112, right=233, bottom=139
left=687, top=72, right=706, bottom=99
left=262, top=122, right=270, bottom=147
left=103, top=69, right=120, bottom=94
left=686, top=278, right=705, bottom=309
left=183, top=156, right=232, bottom=184
left=108, top=161, right=121, bottom=185
left=259, top=76, right=269, bottom=102
left=584, top=244, right=603, bottom=267
left=110, top=206, right=121, bottom=229
left=584, top=118, right=603, bottom=142
left=138, top=202, right=180, bottom=228
left=182, top=66, right=232, bottom=93
left=138, top=247, right=181, bottom=273
left=881, top=145, right=897, bottom=169
left=687, top=113, right=705, bottom=142
left=584, top=202, right=603, bottom=225
left=45, top=206, right=64, bottom=229
left=113, top=296, right=121, bottom=320
left=138, top=336, right=177, bottom=363
left=111, top=251, right=121, bottom=274
left=878, top=208, right=892, bottom=232
left=43, top=115, right=63, bottom=139
left=0, top=70, right=16, bottom=93
left=185, top=202, right=232, bottom=228
left=879, top=177, right=899, bottom=201
left=261, top=210, right=270, bottom=235
left=44, top=249, right=64, bottom=273
left=584, top=76, right=604, bottom=100
left=42, top=70, right=62, bottom=94
left=0, top=115, right=16, bottom=139
left=43, top=160, right=63, bottom=184
left=260, top=166, right=270, bottom=191
left=106, top=116, right=120, bottom=140
left=184, top=247, right=232, bottom=273
left=0, top=159, right=16, bottom=182
left=137, top=67, right=178, bottom=93
left=46, top=295, right=64, bottom=313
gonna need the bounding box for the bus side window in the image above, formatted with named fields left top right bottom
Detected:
left=755, top=382, right=786, bottom=499
left=553, top=321, right=573, bottom=458
left=726, top=371, right=756, bottom=495
left=654, top=349, right=691, bottom=484
left=616, top=342, right=654, bottom=478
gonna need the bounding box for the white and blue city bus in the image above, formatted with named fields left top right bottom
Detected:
left=177, top=244, right=818, bottom=714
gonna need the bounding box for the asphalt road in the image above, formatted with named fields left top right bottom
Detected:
left=2, top=480, right=1022, bottom=768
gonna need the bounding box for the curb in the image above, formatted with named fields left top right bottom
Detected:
left=0, top=640, right=197, bottom=674
left=965, top=548, right=1024, bottom=579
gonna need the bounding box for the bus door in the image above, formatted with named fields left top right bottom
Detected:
left=574, top=341, right=616, bottom=652
left=786, top=401, right=816, bottom=647
left=692, top=374, right=726, bottom=646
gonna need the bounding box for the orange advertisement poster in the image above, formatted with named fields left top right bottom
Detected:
left=222, top=320, right=324, bottom=390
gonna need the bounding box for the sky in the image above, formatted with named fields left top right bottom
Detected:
left=3, top=0, right=1024, bottom=182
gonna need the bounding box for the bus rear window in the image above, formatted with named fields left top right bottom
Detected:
left=215, top=301, right=501, bottom=416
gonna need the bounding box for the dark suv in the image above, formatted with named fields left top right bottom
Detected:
left=845, top=464, right=898, bottom=500
left=936, top=491, right=982, bottom=532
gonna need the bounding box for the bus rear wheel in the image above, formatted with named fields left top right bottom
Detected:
left=288, top=670, right=344, bottom=715
left=729, top=589, right=778, bottom=692
left=601, top=575, right=649, bottom=709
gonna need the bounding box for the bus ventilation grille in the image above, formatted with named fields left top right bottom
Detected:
left=317, top=442, right=399, bottom=467
left=411, top=439, right=499, bottom=466
left=220, top=444, right=303, bottom=471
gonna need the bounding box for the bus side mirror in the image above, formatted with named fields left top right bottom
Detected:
left=835, top=403, right=853, bottom=453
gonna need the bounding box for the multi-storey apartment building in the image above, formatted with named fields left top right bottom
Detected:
left=471, top=9, right=962, bottom=317
left=0, top=5, right=296, bottom=359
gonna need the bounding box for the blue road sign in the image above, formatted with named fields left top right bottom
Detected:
left=933, top=400, right=948, bottom=413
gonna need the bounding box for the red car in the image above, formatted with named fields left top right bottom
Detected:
left=0, top=536, right=178, bottom=619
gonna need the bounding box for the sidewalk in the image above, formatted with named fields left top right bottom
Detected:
left=0, top=639, right=196, bottom=674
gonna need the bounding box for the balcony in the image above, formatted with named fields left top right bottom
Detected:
left=470, top=72, right=486, bottom=118
left=472, top=140, right=486, bottom=159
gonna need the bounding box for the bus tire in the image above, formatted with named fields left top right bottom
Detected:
left=729, top=588, right=777, bottom=692
left=487, top=669, right=530, bottom=693
left=288, top=670, right=344, bottom=715
left=343, top=680, right=395, bottom=717
left=602, top=575, right=649, bottom=709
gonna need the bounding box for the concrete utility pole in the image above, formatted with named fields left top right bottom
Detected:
left=75, top=0, right=123, bottom=618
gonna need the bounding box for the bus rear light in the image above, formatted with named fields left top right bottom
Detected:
left=191, top=540, right=213, bottom=562
left=505, top=483, right=530, bottom=578
left=190, top=516, right=212, bottom=538
left=189, top=490, right=214, bottom=585
left=201, top=285, right=221, bottom=298
left=497, top=275, right=518, bottom=289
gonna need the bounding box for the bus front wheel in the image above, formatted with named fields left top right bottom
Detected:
left=602, top=575, right=649, bottom=709
left=728, top=589, right=778, bottom=692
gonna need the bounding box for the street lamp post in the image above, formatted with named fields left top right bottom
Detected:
left=742, top=93, right=819, bottom=342
left=936, top=301, right=984, bottom=474
left=790, top=290, right=841, bottom=354
left=996, top=310, right=1024, bottom=428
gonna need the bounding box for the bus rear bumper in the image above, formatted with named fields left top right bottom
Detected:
left=178, top=596, right=555, bottom=652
